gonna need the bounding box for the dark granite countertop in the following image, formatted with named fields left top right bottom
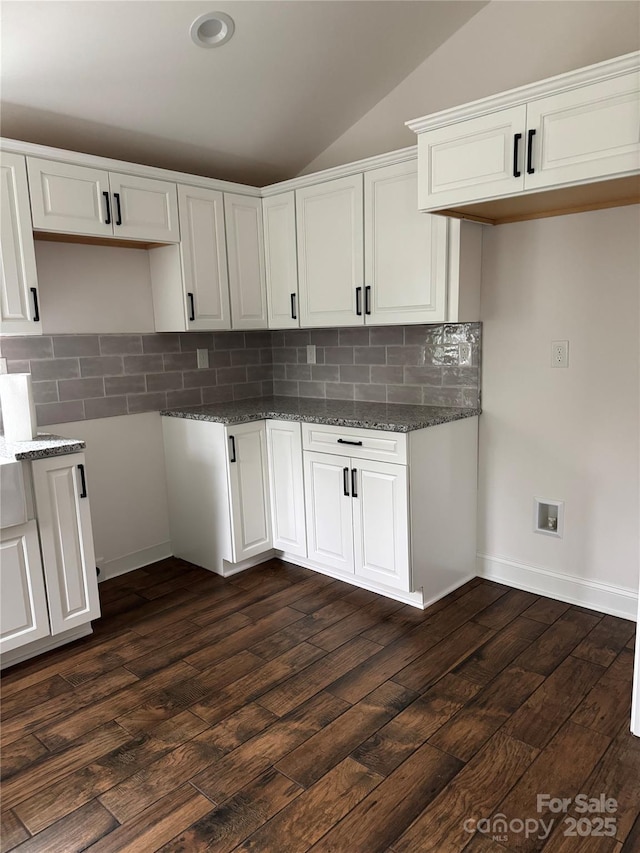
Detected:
left=160, top=396, right=480, bottom=433
left=0, top=434, right=85, bottom=461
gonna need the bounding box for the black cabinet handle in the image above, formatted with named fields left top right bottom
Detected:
left=513, top=133, right=522, bottom=178
left=229, top=435, right=237, bottom=463
left=337, top=438, right=363, bottom=447
left=355, top=286, right=362, bottom=316
left=187, top=292, right=196, bottom=322
left=343, top=466, right=350, bottom=497
left=351, top=468, right=358, bottom=498
left=526, top=129, right=536, bottom=175
left=102, top=191, right=111, bottom=225
left=30, top=287, right=40, bottom=322
left=114, top=192, right=122, bottom=226
left=291, top=293, right=297, bottom=320
left=77, top=464, right=87, bottom=498
left=365, top=286, right=371, bottom=316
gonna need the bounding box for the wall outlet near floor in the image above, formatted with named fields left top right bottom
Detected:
left=458, top=342, right=472, bottom=367
left=306, top=344, right=317, bottom=365
left=551, top=340, right=569, bottom=368
left=197, top=348, right=209, bottom=369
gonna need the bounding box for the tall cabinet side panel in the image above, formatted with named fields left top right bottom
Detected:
left=161, top=416, right=232, bottom=573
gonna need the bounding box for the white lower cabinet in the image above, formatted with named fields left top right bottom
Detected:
left=0, top=520, right=50, bottom=653
left=304, top=451, right=354, bottom=574
left=31, top=453, right=101, bottom=635
left=266, top=421, right=306, bottom=558
left=162, top=416, right=272, bottom=574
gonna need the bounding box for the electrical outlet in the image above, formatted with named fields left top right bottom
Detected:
left=458, top=342, right=472, bottom=367
left=306, top=344, right=317, bottom=365
left=551, top=340, right=569, bottom=368
left=196, top=348, right=209, bottom=369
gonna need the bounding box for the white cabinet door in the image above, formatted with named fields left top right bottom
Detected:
left=303, top=451, right=354, bottom=574
left=27, top=157, right=112, bottom=237
left=266, top=420, right=306, bottom=558
left=0, top=520, right=50, bottom=653
left=297, top=174, right=364, bottom=328
left=178, top=185, right=231, bottom=330
left=353, top=459, right=410, bottom=591
left=263, top=192, right=299, bottom=329
left=32, top=453, right=101, bottom=635
left=226, top=421, right=272, bottom=562
left=224, top=194, right=268, bottom=329
left=364, top=161, right=448, bottom=325
left=109, top=173, right=179, bottom=243
left=1, top=153, right=42, bottom=335
left=416, top=105, right=527, bottom=210
left=525, top=72, right=640, bottom=190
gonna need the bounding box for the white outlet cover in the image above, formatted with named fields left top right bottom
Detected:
left=551, top=340, right=569, bottom=368
left=458, top=342, right=472, bottom=367
left=306, top=344, right=317, bottom=365
left=196, top=348, right=209, bottom=369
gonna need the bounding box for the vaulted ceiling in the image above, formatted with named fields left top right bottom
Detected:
left=1, top=1, right=486, bottom=184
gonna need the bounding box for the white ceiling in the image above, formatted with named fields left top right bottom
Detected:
left=0, top=1, right=486, bottom=184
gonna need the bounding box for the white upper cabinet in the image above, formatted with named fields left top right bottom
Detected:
left=27, top=158, right=179, bottom=242
left=297, top=174, right=364, bottom=328
left=408, top=54, right=640, bottom=217
left=364, top=161, right=448, bottom=325
left=224, top=193, right=268, bottom=330
left=524, top=72, right=640, bottom=190
left=31, top=453, right=100, bottom=635
left=263, top=192, right=299, bottom=329
left=415, top=106, right=527, bottom=210
left=28, top=157, right=113, bottom=237
left=178, top=185, right=231, bottom=330
left=1, top=153, right=42, bottom=335
left=108, top=172, right=180, bottom=242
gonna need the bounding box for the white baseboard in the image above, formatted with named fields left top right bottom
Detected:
left=97, top=542, right=173, bottom=582
left=477, top=553, right=638, bottom=622
left=1, top=624, right=92, bottom=670
left=221, top=550, right=278, bottom=577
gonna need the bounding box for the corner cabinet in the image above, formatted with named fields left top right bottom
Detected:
left=161, top=416, right=272, bottom=575
left=27, top=157, right=180, bottom=242
left=1, top=152, right=42, bottom=336
left=407, top=53, right=640, bottom=220
left=224, top=194, right=268, bottom=329
left=31, top=453, right=101, bottom=635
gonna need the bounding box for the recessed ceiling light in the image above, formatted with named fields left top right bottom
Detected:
left=190, top=12, right=235, bottom=49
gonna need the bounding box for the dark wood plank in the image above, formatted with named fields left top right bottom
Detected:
left=453, top=616, right=546, bottom=686
left=622, top=813, right=640, bottom=852
left=0, top=736, right=49, bottom=782
left=191, top=691, right=349, bottom=803
left=159, top=767, right=302, bottom=853
left=275, top=680, right=416, bottom=787
left=0, top=812, right=29, bottom=853
left=514, top=609, right=602, bottom=676
left=308, top=742, right=463, bottom=853
left=502, top=654, right=606, bottom=749
left=473, top=588, right=540, bottom=630
left=572, top=614, right=636, bottom=667
left=10, top=800, right=117, bottom=853
left=353, top=674, right=480, bottom=776
left=87, top=785, right=212, bottom=852
left=391, top=732, right=539, bottom=853
left=571, top=648, right=635, bottom=737
left=235, top=758, right=382, bottom=852
left=0, top=675, right=72, bottom=721
left=12, top=711, right=208, bottom=834
left=522, top=597, right=571, bottom=624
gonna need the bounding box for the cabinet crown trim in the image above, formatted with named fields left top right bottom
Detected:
left=405, top=50, right=640, bottom=134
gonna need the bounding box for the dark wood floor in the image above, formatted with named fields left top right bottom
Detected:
left=1, top=558, right=638, bottom=853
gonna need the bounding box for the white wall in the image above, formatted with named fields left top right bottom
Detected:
left=48, top=412, right=172, bottom=579
left=301, top=1, right=640, bottom=173
left=36, top=241, right=155, bottom=333
left=477, top=205, right=640, bottom=618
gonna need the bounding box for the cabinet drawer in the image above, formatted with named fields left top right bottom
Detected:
left=302, top=422, right=406, bottom=464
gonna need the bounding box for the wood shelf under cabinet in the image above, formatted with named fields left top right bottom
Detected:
left=33, top=231, right=168, bottom=250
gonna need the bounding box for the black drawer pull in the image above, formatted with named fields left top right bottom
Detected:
left=77, top=464, right=87, bottom=498
left=337, top=438, right=363, bottom=447
left=187, top=292, right=196, bottom=322
left=102, top=191, right=111, bottom=225
left=114, top=192, right=122, bottom=226
left=30, top=287, right=40, bottom=322
left=513, top=133, right=522, bottom=178
left=229, top=435, right=237, bottom=463
left=343, top=466, right=350, bottom=496
left=351, top=468, right=358, bottom=498
left=365, top=285, right=371, bottom=316
left=527, top=128, right=536, bottom=175
left=355, top=287, right=362, bottom=316
left=291, top=293, right=297, bottom=320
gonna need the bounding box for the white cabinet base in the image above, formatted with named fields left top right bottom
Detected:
left=1, top=623, right=92, bottom=671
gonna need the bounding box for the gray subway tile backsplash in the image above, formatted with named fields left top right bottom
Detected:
left=0, top=323, right=481, bottom=426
